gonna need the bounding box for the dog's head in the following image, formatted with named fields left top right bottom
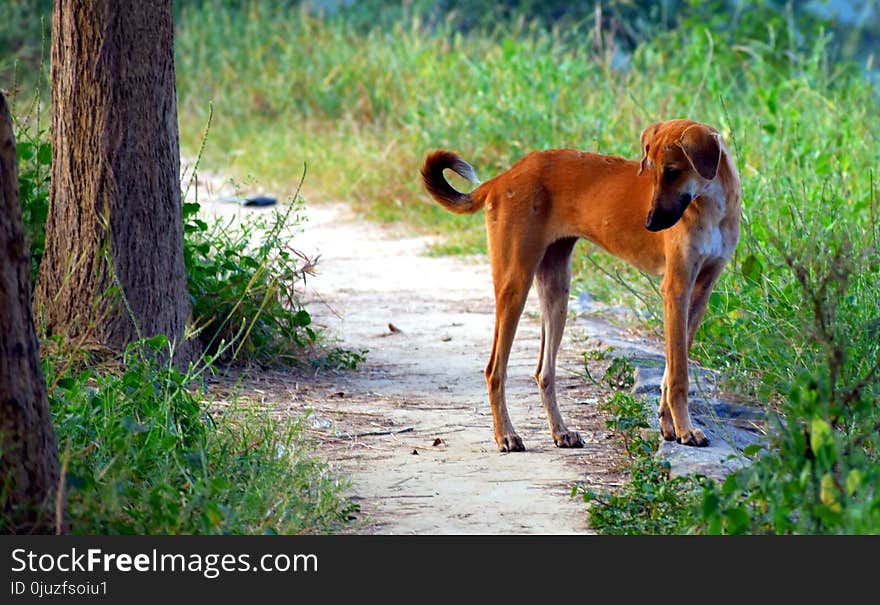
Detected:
left=638, top=119, right=722, bottom=232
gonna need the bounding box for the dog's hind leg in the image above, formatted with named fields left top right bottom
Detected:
left=484, top=225, right=546, bottom=452
left=534, top=237, right=584, bottom=448
left=485, top=270, right=533, bottom=452
left=658, top=366, right=676, bottom=441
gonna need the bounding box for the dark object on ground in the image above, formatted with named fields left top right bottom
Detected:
left=216, top=195, right=277, bottom=206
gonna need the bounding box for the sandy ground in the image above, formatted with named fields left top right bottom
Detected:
left=198, top=191, right=654, bottom=534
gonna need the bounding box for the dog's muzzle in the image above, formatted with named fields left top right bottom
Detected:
left=645, top=193, right=693, bottom=232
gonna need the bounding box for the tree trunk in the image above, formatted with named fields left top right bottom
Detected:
left=0, top=92, right=64, bottom=534
left=34, top=0, right=197, bottom=363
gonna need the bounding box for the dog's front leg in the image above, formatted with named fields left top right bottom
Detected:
left=659, top=267, right=709, bottom=447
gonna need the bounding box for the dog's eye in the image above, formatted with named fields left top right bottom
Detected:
left=663, top=167, right=682, bottom=183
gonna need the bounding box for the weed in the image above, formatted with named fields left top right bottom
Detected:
left=183, top=190, right=320, bottom=365
left=311, top=347, right=369, bottom=371
left=575, top=392, right=705, bottom=535
left=602, top=356, right=635, bottom=391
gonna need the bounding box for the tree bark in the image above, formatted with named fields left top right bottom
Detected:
left=0, top=92, right=64, bottom=534
left=34, top=0, right=196, bottom=363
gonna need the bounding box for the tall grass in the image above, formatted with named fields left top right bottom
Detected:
left=174, top=4, right=880, bottom=532
left=174, top=2, right=879, bottom=395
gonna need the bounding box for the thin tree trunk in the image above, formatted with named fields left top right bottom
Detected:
left=0, top=92, right=64, bottom=534
left=34, top=0, right=197, bottom=363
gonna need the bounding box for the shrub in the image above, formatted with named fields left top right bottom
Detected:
left=47, top=337, right=353, bottom=534
left=696, top=227, right=880, bottom=534
left=182, top=184, right=319, bottom=365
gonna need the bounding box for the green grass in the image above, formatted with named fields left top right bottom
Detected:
left=575, top=392, right=706, bottom=535
left=44, top=338, right=354, bottom=534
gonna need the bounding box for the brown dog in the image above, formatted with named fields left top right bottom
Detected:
left=421, top=119, right=741, bottom=451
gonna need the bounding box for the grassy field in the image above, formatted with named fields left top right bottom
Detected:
left=174, top=2, right=879, bottom=395
left=174, top=3, right=880, bottom=532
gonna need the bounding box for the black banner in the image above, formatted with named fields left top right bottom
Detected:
left=1, top=535, right=876, bottom=603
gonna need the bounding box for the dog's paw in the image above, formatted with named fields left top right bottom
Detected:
left=497, top=434, right=525, bottom=452
left=677, top=428, right=709, bottom=447
left=658, top=409, right=676, bottom=441
left=553, top=430, right=585, bottom=448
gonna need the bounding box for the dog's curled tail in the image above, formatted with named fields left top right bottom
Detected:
left=420, top=150, right=484, bottom=214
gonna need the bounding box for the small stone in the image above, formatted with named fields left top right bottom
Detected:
left=631, top=365, right=664, bottom=395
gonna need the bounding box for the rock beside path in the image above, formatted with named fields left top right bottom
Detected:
left=630, top=361, right=764, bottom=482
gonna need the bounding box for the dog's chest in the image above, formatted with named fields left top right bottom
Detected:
left=693, top=224, right=733, bottom=261
left=689, top=189, right=739, bottom=263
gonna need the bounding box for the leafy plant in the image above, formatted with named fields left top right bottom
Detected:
left=182, top=189, right=321, bottom=365
left=602, top=356, right=635, bottom=391
left=695, top=229, right=880, bottom=534
left=312, top=346, right=368, bottom=371
left=575, top=392, right=705, bottom=534
left=10, top=94, right=50, bottom=287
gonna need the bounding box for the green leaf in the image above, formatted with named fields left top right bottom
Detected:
left=37, top=142, right=52, bottom=165
left=726, top=506, right=750, bottom=534
left=721, top=473, right=739, bottom=496
left=143, top=334, right=170, bottom=351
left=182, top=202, right=201, bottom=218
left=742, top=444, right=763, bottom=458
left=845, top=469, right=863, bottom=497
left=766, top=92, right=777, bottom=115
left=819, top=473, right=841, bottom=513
left=809, top=418, right=832, bottom=454
left=741, top=254, right=763, bottom=283
left=17, top=141, right=34, bottom=160
left=701, top=488, right=720, bottom=517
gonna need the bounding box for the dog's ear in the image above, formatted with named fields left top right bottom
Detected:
left=679, top=125, right=721, bottom=181
left=638, top=150, right=651, bottom=176
left=638, top=122, right=662, bottom=176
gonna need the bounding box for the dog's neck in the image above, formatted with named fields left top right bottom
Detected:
left=694, top=144, right=741, bottom=223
